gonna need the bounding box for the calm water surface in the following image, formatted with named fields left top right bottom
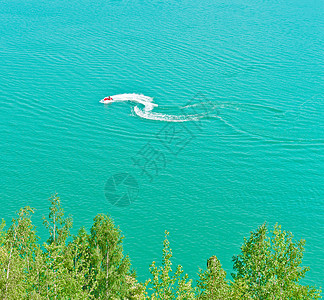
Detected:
left=0, top=0, right=323, bottom=286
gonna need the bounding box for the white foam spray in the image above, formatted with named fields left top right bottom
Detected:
left=100, top=93, right=205, bottom=122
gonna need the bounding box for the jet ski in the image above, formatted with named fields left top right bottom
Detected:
left=100, top=96, right=113, bottom=103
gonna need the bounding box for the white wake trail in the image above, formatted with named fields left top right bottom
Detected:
left=100, top=93, right=203, bottom=122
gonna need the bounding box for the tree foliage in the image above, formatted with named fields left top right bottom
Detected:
left=197, top=256, right=231, bottom=299
left=148, top=231, right=195, bottom=299
left=0, top=195, right=321, bottom=299
left=231, top=223, right=322, bottom=299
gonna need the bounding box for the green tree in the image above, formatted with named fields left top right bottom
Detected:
left=231, top=223, right=322, bottom=299
left=148, top=231, right=195, bottom=300
left=41, top=193, right=90, bottom=299
left=197, top=256, right=231, bottom=299
left=0, top=207, right=41, bottom=299
left=0, top=197, right=322, bottom=299
left=65, top=227, right=96, bottom=298
left=43, top=193, right=73, bottom=246
left=88, top=213, right=145, bottom=299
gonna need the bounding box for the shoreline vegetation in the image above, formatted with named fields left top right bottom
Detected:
left=0, top=194, right=321, bottom=299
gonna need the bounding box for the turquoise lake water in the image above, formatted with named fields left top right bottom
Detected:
left=1, top=0, right=323, bottom=287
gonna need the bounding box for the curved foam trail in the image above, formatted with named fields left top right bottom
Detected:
left=101, top=93, right=157, bottom=112
left=101, top=93, right=201, bottom=122
left=133, top=106, right=201, bottom=122
left=109, top=93, right=156, bottom=108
